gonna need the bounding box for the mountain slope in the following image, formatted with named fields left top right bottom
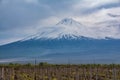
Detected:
left=0, top=38, right=120, bottom=63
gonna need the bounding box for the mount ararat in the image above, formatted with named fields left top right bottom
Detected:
left=0, top=16, right=120, bottom=63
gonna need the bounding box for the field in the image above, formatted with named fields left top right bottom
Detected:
left=0, top=63, right=120, bottom=80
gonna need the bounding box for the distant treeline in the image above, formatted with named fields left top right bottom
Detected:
left=1, top=62, right=120, bottom=67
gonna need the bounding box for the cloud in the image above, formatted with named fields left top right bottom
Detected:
left=39, top=16, right=60, bottom=26
left=73, top=0, right=119, bottom=9
left=0, top=38, right=21, bottom=46
left=0, top=0, right=54, bottom=30
left=25, top=0, right=39, bottom=4
left=72, top=0, right=120, bottom=15
left=74, top=7, right=120, bottom=26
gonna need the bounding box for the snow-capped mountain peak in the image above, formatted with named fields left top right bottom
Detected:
left=56, top=18, right=82, bottom=26
left=21, top=16, right=120, bottom=41
left=21, top=18, right=84, bottom=41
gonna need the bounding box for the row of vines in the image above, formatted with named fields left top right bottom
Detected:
left=0, top=63, right=120, bottom=80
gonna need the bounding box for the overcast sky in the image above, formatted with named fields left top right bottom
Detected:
left=0, top=0, right=120, bottom=45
